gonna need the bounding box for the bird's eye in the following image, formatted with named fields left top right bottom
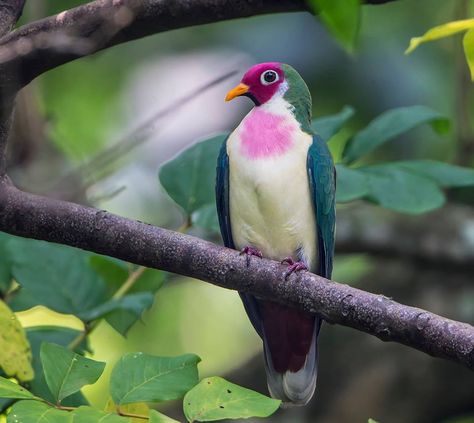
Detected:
left=260, top=70, right=279, bottom=85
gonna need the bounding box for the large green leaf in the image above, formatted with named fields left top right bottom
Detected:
left=312, top=106, right=354, bottom=142
left=0, top=300, right=34, bottom=382
left=183, top=377, right=280, bottom=422
left=191, top=204, right=220, bottom=232
left=110, top=353, right=200, bottom=405
left=0, top=377, right=35, bottom=400
left=335, top=163, right=369, bottom=202
left=159, top=135, right=227, bottom=215
left=8, top=239, right=106, bottom=316
left=342, top=105, right=449, bottom=164
left=361, top=164, right=445, bottom=214
left=308, top=0, right=361, bottom=52
left=396, top=160, right=474, bottom=187
left=27, top=327, right=89, bottom=406
left=71, top=406, right=130, bottom=422
left=7, top=400, right=70, bottom=423
left=40, top=343, right=105, bottom=403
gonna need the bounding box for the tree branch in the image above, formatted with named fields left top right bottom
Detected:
left=0, top=177, right=472, bottom=370
left=0, top=0, right=25, bottom=36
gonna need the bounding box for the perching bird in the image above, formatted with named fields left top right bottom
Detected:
left=215, top=62, right=336, bottom=406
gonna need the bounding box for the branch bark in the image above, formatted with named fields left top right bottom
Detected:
left=0, top=177, right=472, bottom=370
left=0, top=0, right=25, bottom=36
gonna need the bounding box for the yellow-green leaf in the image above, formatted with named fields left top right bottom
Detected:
left=0, top=301, right=34, bottom=382
left=406, top=18, right=474, bottom=54
left=463, top=28, right=474, bottom=80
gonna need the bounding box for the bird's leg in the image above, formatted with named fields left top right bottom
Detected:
left=281, top=257, right=308, bottom=280
left=240, top=245, right=263, bottom=267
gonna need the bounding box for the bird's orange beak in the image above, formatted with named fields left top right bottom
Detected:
left=225, top=83, right=249, bottom=102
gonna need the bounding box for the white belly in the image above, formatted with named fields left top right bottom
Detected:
left=227, top=125, right=317, bottom=270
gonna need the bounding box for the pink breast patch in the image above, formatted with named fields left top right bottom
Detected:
left=239, top=109, right=296, bottom=159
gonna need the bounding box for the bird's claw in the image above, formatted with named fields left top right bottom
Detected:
left=281, top=257, right=308, bottom=280
left=240, top=246, right=263, bottom=267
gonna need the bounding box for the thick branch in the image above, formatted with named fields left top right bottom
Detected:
left=0, top=0, right=25, bottom=36
left=0, top=178, right=472, bottom=370
left=0, top=0, right=396, bottom=95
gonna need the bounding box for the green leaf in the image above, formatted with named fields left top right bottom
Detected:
left=335, top=164, right=369, bottom=202
left=71, top=406, right=130, bottom=422
left=396, top=160, right=474, bottom=187
left=7, top=400, right=70, bottom=423
left=110, top=353, right=200, bottom=405
left=361, top=163, right=445, bottom=214
left=149, top=410, right=181, bottom=423
left=0, top=377, right=35, bottom=399
left=40, top=343, right=105, bottom=403
left=308, top=0, right=361, bottom=52
left=89, top=256, right=164, bottom=335
left=78, top=293, right=154, bottom=323
left=463, top=28, right=474, bottom=81
left=342, top=105, right=450, bottom=164
left=183, top=376, right=280, bottom=422
left=27, top=327, right=89, bottom=406
left=0, top=300, right=34, bottom=382
left=8, top=239, right=106, bottom=316
left=406, top=19, right=474, bottom=54
left=368, top=419, right=380, bottom=423
left=312, top=105, right=354, bottom=142
left=191, top=204, right=220, bottom=232
left=159, top=135, right=227, bottom=215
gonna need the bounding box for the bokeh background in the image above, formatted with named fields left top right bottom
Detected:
left=7, top=0, right=474, bottom=422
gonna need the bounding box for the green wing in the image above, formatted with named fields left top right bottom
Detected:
left=307, top=134, right=336, bottom=279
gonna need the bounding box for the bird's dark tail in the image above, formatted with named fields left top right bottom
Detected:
left=259, top=300, right=320, bottom=406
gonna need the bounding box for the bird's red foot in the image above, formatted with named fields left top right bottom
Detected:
left=281, top=257, right=308, bottom=280
left=240, top=245, right=263, bottom=267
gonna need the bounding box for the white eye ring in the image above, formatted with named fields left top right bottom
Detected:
left=260, top=70, right=279, bottom=85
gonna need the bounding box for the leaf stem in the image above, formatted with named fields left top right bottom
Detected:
left=112, top=266, right=146, bottom=300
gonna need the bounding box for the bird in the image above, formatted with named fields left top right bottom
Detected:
left=215, top=62, right=336, bottom=406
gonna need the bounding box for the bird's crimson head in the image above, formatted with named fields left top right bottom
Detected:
left=225, top=62, right=286, bottom=106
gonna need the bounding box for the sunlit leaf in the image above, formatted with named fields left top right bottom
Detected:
left=105, top=400, right=149, bottom=423
left=308, top=0, right=360, bottom=52
left=406, top=19, right=474, bottom=54
left=184, top=377, right=280, bottom=422
left=40, top=343, right=105, bottom=403
left=342, top=105, right=449, bottom=164
left=312, top=106, right=354, bottom=142
left=0, top=301, right=34, bottom=382
left=463, top=28, right=474, bottom=81
left=149, top=410, right=181, bottom=423
left=159, top=135, right=227, bottom=216
left=110, top=353, right=200, bottom=405
left=0, top=377, right=34, bottom=400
